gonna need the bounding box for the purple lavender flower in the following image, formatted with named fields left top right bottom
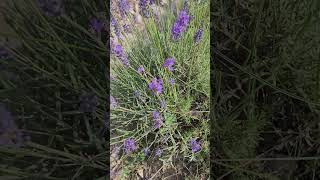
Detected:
left=110, top=96, right=118, bottom=109
left=111, top=16, right=116, bottom=26
left=118, top=0, right=130, bottom=18
left=0, top=46, right=12, bottom=59
left=155, top=148, right=162, bottom=157
left=163, top=58, right=175, bottom=71
left=139, top=0, right=151, bottom=18
left=124, top=138, right=137, bottom=154
left=149, top=78, right=163, bottom=94
left=171, top=10, right=191, bottom=40
left=113, top=146, right=121, bottom=155
left=169, top=78, right=175, bottom=86
left=123, top=24, right=131, bottom=33
left=113, top=44, right=130, bottom=67
left=110, top=74, right=116, bottom=81
left=90, top=17, right=104, bottom=33
left=190, top=138, right=201, bottom=153
left=79, top=92, right=98, bottom=113
left=143, top=147, right=150, bottom=156
left=111, top=17, right=121, bottom=39
left=183, top=0, right=189, bottom=12
left=0, top=103, right=25, bottom=148
left=137, top=66, right=145, bottom=75
left=149, top=0, right=155, bottom=5
left=37, top=0, right=63, bottom=17
left=0, top=103, right=14, bottom=134
left=152, top=111, right=163, bottom=129
left=113, top=44, right=124, bottom=57
left=194, top=28, right=204, bottom=44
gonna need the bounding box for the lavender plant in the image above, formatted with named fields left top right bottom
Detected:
left=0, top=0, right=108, bottom=179
left=111, top=0, right=210, bottom=178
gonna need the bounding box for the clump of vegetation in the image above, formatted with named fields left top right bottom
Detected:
left=0, top=0, right=107, bottom=179
left=212, top=0, right=320, bottom=179
left=110, top=0, right=210, bottom=178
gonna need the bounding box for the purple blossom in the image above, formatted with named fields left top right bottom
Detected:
left=123, top=24, right=130, bottom=33
left=194, top=28, right=204, bottom=44
left=111, top=17, right=116, bottom=26
left=190, top=138, right=201, bottom=153
left=90, top=17, right=104, bottom=33
left=143, top=148, right=150, bottom=156
left=149, top=0, right=155, bottom=5
left=110, top=96, right=118, bottom=109
left=37, top=0, right=63, bottom=17
left=171, top=10, right=191, bottom=40
left=155, top=148, right=162, bottom=157
left=0, top=103, right=14, bottom=134
left=137, top=66, right=145, bottom=75
left=0, top=103, right=25, bottom=148
left=149, top=78, right=163, bottom=94
left=110, top=74, right=116, bottom=81
left=113, top=44, right=123, bottom=57
left=169, top=78, right=175, bottom=86
left=111, top=17, right=121, bottom=39
left=139, top=0, right=150, bottom=18
left=113, top=146, right=121, bottom=156
left=124, top=138, right=137, bottom=154
left=79, top=92, right=98, bottom=113
left=111, top=146, right=121, bottom=159
left=0, top=46, right=12, bottom=59
left=113, top=44, right=130, bottom=67
left=163, top=58, right=175, bottom=71
left=152, top=111, right=163, bottom=129
left=183, top=0, right=189, bottom=12
left=118, top=0, right=130, bottom=17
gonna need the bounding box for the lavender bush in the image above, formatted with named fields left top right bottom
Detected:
left=0, top=0, right=107, bottom=179
left=111, top=0, right=210, bottom=178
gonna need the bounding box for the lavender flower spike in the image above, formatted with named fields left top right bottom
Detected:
left=37, top=0, right=63, bottom=17
left=118, top=0, right=130, bottom=18
left=124, top=138, right=137, bottom=154
left=155, top=148, right=162, bottom=157
left=110, top=96, right=118, bottom=109
left=169, top=78, right=175, bottom=86
left=143, top=148, right=150, bottom=156
left=163, top=58, right=175, bottom=71
left=171, top=10, right=191, bottom=40
left=139, top=0, right=150, bottom=18
left=137, top=66, right=145, bottom=75
left=194, top=28, right=204, bottom=44
left=113, top=44, right=130, bottom=67
left=90, top=17, right=104, bottom=33
left=190, top=138, right=201, bottom=153
left=152, top=111, right=163, bottom=129
left=0, top=103, right=25, bottom=148
left=149, top=78, right=163, bottom=94
left=79, top=92, right=98, bottom=113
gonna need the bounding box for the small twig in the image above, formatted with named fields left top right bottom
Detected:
left=149, top=165, right=163, bottom=180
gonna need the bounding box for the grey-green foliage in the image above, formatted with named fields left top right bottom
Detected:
left=111, top=0, right=210, bottom=178
left=212, top=0, right=320, bottom=179
left=0, top=0, right=107, bottom=179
